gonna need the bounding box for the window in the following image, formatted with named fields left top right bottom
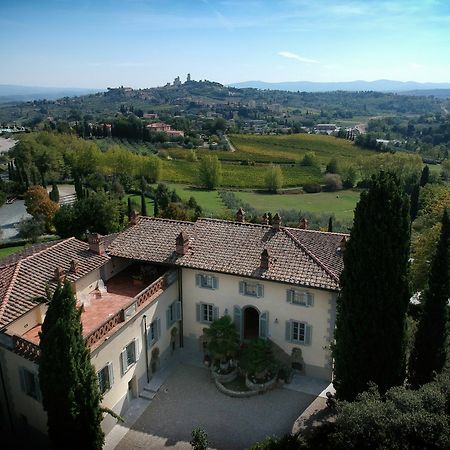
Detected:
left=196, top=303, right=219, bottom=324
left=121, top=339, right=139, bottom=375
left=239, top=280, right=264, bottom=298
left=286, top=320, right=312, bottom=345
left=97, top=363, right=114, bottom=394
left=195, top=274, right=219, bottom=290
left=147, top=317, right=161, bottom=347
left=166, top=300, right=181, bottom=329
left=286, top=289, right=314, bottom=307
left=19, top=368, right=41, bottom=401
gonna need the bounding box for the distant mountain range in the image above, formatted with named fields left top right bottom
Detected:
left=228, top=79, right=450, bottom=93
left=0, top=85, right=102, bottom=103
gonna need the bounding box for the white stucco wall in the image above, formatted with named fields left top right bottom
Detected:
left=181, top=268, right=335, bottom=379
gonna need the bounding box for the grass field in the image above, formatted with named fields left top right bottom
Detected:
left=126, top=194, right=155, bottom=215
left=0, top=245, right=24, bottom=258
left=234, top=190, right=361, bottom=221
left=161, top=160, right=322, bottom=187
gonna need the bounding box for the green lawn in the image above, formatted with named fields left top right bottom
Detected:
left=234, top=190, right=361, bottom=221
left=0, top=245, right=25, bottom=258
left=126, top=194, right=155, bottom=215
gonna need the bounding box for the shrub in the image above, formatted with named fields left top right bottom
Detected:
left=301, top=151, right=319, bottom=167
left=204, top=316, right=240, bottom=365
left=323, top=173, right=343, bottom=191
left=239, top=339, right=276, bottom=379
left=264, top=164, right=283, bottom=193
left=303, top=183, right=322, bottom=193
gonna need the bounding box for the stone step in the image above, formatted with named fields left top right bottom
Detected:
left=139, top=390, right=156, bottom=401
left=143, top=386, right=158, bottom=394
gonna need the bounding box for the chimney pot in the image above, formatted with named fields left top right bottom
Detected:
left=70, top=259, right=80, bottom=274
left=338, top=236, right=348, bottom=253
left=299, top=217, right=308, bottom=229
left=88, top=233, right=105, bottom=255
left=272, top=213, right=281, bottom=231
left=261, top=249, right=271, bottom=270
left=54, top=267, right=65, bottom=283
left=236, top=208, right=245, bottom=223
left=176, top=231, right=189, bottom=255
left=130, top=210, right=139, bottom=226
left=261, top=213, right=269, bottom=225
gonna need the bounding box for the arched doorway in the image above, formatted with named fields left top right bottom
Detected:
left=243, top=306, right=259, bottom=340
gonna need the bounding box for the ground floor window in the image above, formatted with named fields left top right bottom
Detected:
left=19, top=367, right=41, bottom=401
left=286, top=320, right=312, bottom=345
left=196, top=302, right=219, bottom=324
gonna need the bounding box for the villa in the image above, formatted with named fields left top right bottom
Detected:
left=0, top=211, right=346, bottom=442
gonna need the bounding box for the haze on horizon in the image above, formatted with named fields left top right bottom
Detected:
left=1, top=0, right=450, bottom=89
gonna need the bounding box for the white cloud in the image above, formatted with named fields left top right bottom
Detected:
left=278, top=51, right=319, bottom=64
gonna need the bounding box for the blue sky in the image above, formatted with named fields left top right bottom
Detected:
left=1, top=0, right=450, bottom=88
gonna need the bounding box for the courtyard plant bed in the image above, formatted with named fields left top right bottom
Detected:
left=211, top=365, right=238, bottom=383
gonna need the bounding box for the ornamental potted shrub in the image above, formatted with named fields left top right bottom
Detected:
left=204, top=315, right=240, bottom=375
left=239, top=338, right=277, bottom=387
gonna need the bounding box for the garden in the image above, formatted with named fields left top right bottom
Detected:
left=202, top=316, right=291, bottom=397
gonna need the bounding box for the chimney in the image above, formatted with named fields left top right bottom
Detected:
left=236, top=208, right=245, bottom=223
left=70, top=259, right=80, bottom=274
left=299, top=217, right=308, bottom=230
left=176, top=231, right=189, bottom=255
left=338, top=236, right=348, bottom=253
left=272, top=213, right=281, bottom=231
left=261, top=213, right=269, bottom=225
left=130, top=210, right=139, bottom=226
left=88, top=233, right=105, bottom=255
left=260, top=249, right=271, bottom=270
left=54, top=267, right=65, bottom=283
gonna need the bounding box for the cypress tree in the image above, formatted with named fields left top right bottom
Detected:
left=409, top=209, right=450, bottom=388
left=333, top=172, right=411, bottom=400
left=153, top=198, right=159, bottom=217
left=39, top=281, right=104, bottom=449
left=328, top=217, right=333, bottom=232
left=49, top=184, right=60, bottom=203
left=127, top=197, right=132, bottom=220
left=74, top=174, right=83, bottom=200
left=141, top=193, right=147, bottom=216
left=410, top=183, right=420, bottom=222
left=420, top=165, right=429, bottom=187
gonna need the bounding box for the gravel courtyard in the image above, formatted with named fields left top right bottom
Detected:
left=116, top=364, right=315, bottom=450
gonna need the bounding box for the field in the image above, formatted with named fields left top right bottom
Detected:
left=234, top=190, right=360, bottom=221
left=126, top=194, right=155, bottom=215
left=0, top=245, right=24, bottom=258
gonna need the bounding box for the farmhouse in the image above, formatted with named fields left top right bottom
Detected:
left=0, top=211, right=346, bottom=441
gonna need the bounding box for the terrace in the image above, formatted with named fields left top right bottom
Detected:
left=16, top=264, right=176, bottom=360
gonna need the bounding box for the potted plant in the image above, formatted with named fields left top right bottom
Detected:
left=204, top=316, right=240, bottom=377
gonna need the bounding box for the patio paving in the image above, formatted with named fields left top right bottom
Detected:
left=114, top=364, right=316, bottom=450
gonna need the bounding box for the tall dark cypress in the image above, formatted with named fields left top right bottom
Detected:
left=141, top=193, right=147, bottom=216
left=410, top=183, right=420, bottom=222
left=328, top=217, right=333, bottom=232
left=420, top=165, right=430, bottom=187
left=409, top=209, right=450, bottom=388
left=127, top=197, right=132, bottom=221
left=333, top=172, right=411, bottom=400
left=39, top=281, right=104, bottom=450
left=153, top=198, right=159, bottom=217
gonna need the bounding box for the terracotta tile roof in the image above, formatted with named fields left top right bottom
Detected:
left=0, top=238, right=110, bottom=328
left=108, top=217, right=347, bottom=291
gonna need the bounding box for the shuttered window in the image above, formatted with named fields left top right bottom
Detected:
left=195, top=274, right=219, bottom=290
left=120, top=339, right=139, bottom=375
left=97, top=362, right=114, bottom=394
left=196, top=303, right=219, bottom=324
left=147, top=317, right=161, bottom=347
left=239, top=280, right=264, bottom=298
left=166, top=300, right=182, bottom=329
left=285, top=320, right=312, bottom=345
left=19, top=367, right=41, bottom=401
left=286, top=289, right=314, bottom=307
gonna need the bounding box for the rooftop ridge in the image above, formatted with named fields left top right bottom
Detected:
left=138, top=216, right=195, bottom=226
left=197, top=217, right=272, bottom=229
left=0, top=261, right=22, bottom=328
left=284, top=226, right=350, bottom=237
left=283, top=227, right=340, bottom=284
left=20, top=237, right=76, bottom=266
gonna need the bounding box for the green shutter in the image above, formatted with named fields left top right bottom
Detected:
left=239, top=281, right=245, bottom=294
left=257, top=284, right=264, bottom=298
left=134, top=338, right=140, bottom=361
left=120, top=349, right=127, bottom=375
left=213, top=306, right=219, bottom=321
left=156, top=317, right=161, bottom=340
left=307, top=293, right=314, bottom=307
left=287, top=289, right=294, bottom=303
left=212, top=276, right=219, bottom=290
left=233, top=305, right=242, bottom=339
left=259, top=311, right=269, bottom=338
left=196, top=303, right=201, bottom=322
left=305, top=324, right=312, bottom=345
left=285, top=321, right=292, bottom=342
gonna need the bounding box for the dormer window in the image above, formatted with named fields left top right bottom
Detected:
left=195, top=274, right=219, bottom=290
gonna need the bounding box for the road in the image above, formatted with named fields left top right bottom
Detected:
left=0, top=200, right=30, bottom=240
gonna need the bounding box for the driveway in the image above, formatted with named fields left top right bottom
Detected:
left=0, top=200, right=30, bottom=240
left=115, top=364, right=315, bottom=450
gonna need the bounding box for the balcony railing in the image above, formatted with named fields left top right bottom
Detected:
left=11, top=270, right=177, bottom=362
